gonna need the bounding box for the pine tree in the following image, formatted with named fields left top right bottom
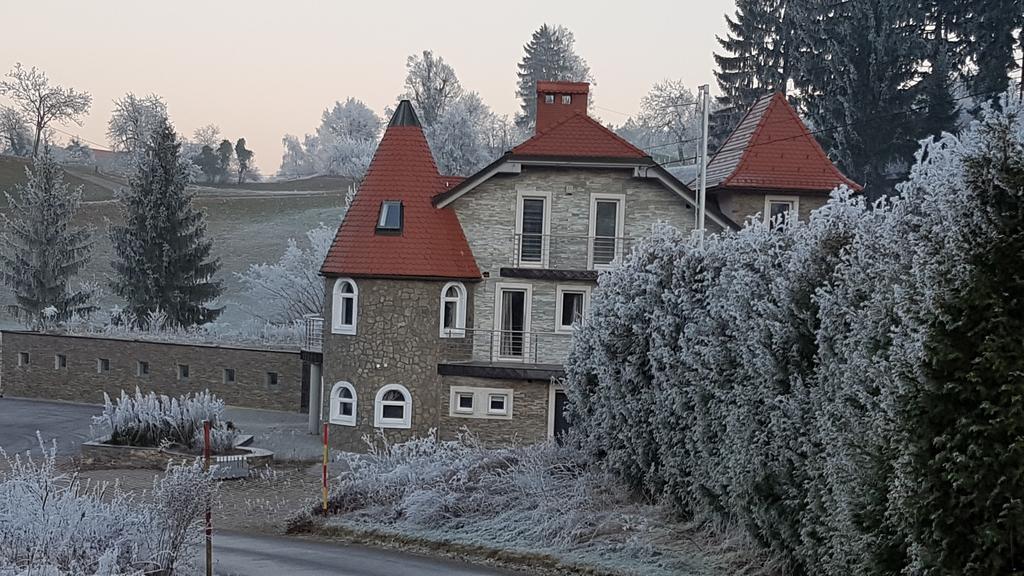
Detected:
left=0, top=150, right=95, bottom=328
left=905, top=95, right=1024, bottom=575
left=515, top=24, right=592, bottom=130
left=711, top=0, right=802, bottom=147
left=947, top=0, right=1023, bottom=102
left=110, top=120, right=223, bottom=329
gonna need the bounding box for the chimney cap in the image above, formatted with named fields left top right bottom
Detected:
left=536, top=81, right=590, bottom=95
left=388, top=100, right=421, bottom=127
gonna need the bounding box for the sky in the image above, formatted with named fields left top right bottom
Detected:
left=2, top=0, right=734, bottom=174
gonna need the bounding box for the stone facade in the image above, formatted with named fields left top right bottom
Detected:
left=438, top=376, right=552, bottom=445
left=715, top=190, right=828, bottom=226
left=0, top=331, right=303, bottom=411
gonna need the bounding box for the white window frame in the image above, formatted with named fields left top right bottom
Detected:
left=548, top=383, right=567, bottom=438
left=329, top=381, right=357, bottom=426
left=374, top=384, right=412, bottom=429
left=17, top=352, right=29, bottom=366
left=561, top=94, right=572, bottom=105
left=492, top=282, right=533, bottom=361
left=514, top=190, right=552, bottom=268
left=454, top=391, right=475, bottom=414
left=439, top=281, right=467, bottom=338
left=588, top=193, right=626, bottom=270
left=137, top=361, right=149, bottom=377
left=544, top=94, right=555, bottom=104
left=96, top=358, right=110, bottom=373
left=764, top=195, right=800, bottom=227
left=555, top=285, right=591, bottom=333
left=449, top=386, right=514, bottom=420
left=331, top=278, right=358, bottom=335
left=54, top=354, right=66, bottom=370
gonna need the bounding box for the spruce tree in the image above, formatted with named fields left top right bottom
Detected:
left=110, top=119, right=222, bottom=329
left=906, top=96, right=1024, bottom=575
left=0, top=150, right=95, bottom=328
left=947, top=0, right=1023, bottom=102
left=515, top=24, right=591, bottom=130
left=712, top=0, right=802, bottom=147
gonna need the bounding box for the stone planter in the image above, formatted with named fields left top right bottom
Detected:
left=81, top=435, right=273, bottom=478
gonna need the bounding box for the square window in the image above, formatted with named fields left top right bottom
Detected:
left=559, top=291, right=586, bottom=330
left=544, top=94, right=555, bottom=104
left=223, top=368, right=236, bottom=384
left=265, top=371, right=278, bottom=386
left=376, top=201, right=403, bottom=232
left=18, top=352, right=29, bottom=366
left=488, top=393, right=508, bottom=415
left=177, top=364, right=190, bottom=380
left=382, top=404, right=404, bottom=420
left=54, top=354, right=66, bottom=369
left=456, top=393, right=474, bottom=413
left=96, top=358, right=110, bottom=373
left=561, top=94, right=572, bottom=105
left=137, top=361, right=149, bottom=377
left=765, top=198, right=798, bottom=229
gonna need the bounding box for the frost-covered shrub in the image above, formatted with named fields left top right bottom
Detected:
left=95, top=388, right=238, bottom=451
left=0, top=442, right=215, bottom=575
left=566, top=91, right=1024, bottom=575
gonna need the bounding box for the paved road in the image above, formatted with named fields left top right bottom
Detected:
left=0, top=397, right=101, bottom=456
left=208, top=532, right=523, bottom=576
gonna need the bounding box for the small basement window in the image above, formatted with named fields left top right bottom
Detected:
left=376, top=201, right=403, bottom=232
left=137, top=361, right=149, bottom=377
left=54, top=354, right=66, bottom=369
left=177, top=364, right=190, bottom=381
left=18, top=352, right=29, bottom=366
left=265, top=371, right=279, bottom=386
left=96, top=358, right=110, bottom=373
left=488, top=393, right=509, bottom=416
left=223, top=368, right=236, bottom=384
left=455, top=392, right=474, bottom=414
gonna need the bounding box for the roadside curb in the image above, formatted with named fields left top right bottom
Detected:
left=292, top=521, right=624, bottom=576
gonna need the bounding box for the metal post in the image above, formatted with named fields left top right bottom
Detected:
left=308, top=361, right=322, bottom=435
left=321, top=423, right=329, bottom=513
left=697, top=84, right=710, bottom=247
left=203, top=420, right=212, bottom=576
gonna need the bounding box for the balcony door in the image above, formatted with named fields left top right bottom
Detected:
left=589, top=194, right=625, bottom=268
left=495, top=283, right=532, bottom=360
left=515, top=191, right=550, bottom=267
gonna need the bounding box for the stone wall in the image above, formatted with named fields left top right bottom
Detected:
left=438, top=375, right=551, bottom=445
left=715, top=190, right=828, bottom=226
left=0, top=331, right=303, bottom=411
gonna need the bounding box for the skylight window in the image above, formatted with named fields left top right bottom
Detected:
left=377, top=201, right=403, bottom=232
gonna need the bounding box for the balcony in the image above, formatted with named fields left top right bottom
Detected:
left=301, top=314, right=323, bottom=354
left=508, top=233, right=635, bottom=273
left=439, top=329, right=572, bottom=378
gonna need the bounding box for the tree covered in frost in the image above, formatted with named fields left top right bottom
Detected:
left=401, top=50, right=463, bottom=128
left=277, top=98, right=381, bottom=183
left=616, top=79, right=700, bottom=164
left=0, top=150, right=96, bottom=329
left=106, top=92, right=167, bottom=155
left=109, top=119, right=223, bottom=329
left=565, top=90, right=1024, bottom=575
left=0, top=105, right=32, bottom=156
left=427, top=92, right=517, bottom=176
left=237, top=223, right=337, bottom=323
left=0, top=63, right=91, bottom=157
left=515, top=24, right=592, bottom=130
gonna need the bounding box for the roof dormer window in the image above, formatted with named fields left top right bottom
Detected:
left=377, top=200, right=403, bottom=233
left=561, top=94, right=572, bottom=105
left=544, top=94, right=555, bottom=104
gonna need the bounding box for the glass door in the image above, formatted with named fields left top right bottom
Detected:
left=498, top=289, right=527, bottom=359
left=592, top=199, right=620, bottom=266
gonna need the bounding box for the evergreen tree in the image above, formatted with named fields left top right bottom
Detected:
left=234, top=138, right=253, bottom=184
left=947, top=0, right=1023, bottom=102
left=515, top=24, right=592, bottom=130
left=215, top=139, right=233, bottom=183
left=712, top=0, right=802, bottom=147
left=0, top=150, right=95, bottom=328
left=110, top=120, right=222, bottom=329
left=905, top=95, right=1024, bottom=575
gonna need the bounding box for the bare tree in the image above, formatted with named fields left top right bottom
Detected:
left=402, top=50, right=463, bottom=127
left=192, top=123, right=221, bottom=148
left=0, top=63, right=91, bottom=157
left=107, top=92, right=167, bottom=153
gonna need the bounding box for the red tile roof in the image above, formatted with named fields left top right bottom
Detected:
left=537, top=81, right=591, bottom=94
left=320, top=102, right=480, bottom=280
left=702, top=93, right=861, bottom=192
left=512, top=112, right=647, bottom=159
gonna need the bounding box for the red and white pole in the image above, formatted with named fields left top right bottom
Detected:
left=203, top=420, right=212, bottom=576
left=322, top=423, right=329, bottom=513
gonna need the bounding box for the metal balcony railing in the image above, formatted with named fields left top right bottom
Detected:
left=440, top=328, right=573, bottom=366
left=510, top=233, right=635, bottom=270
left=302, top=314, right=323, bottom=353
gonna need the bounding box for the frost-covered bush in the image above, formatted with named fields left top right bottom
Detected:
left=95, top=388, right=238, bottom=451
left=0, top=442, right=215, bottom=575
left=566, top=91, right=1024, bottom=575
left=67, top=308, right=305, bottom=348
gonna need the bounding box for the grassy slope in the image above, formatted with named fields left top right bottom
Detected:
left=195, top=175, right=352, bottom=193
left=0, top=156, right=120, bottom=204
left=0, top=188, right=346, bottom=329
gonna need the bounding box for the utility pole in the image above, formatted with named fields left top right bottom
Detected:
left=696, top=84, right=710, bottom=247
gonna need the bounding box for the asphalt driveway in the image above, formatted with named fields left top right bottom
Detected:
left=0, top=397, right=101, bottom=456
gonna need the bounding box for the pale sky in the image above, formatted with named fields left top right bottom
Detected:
left=2, top=0, right=733, bottom=174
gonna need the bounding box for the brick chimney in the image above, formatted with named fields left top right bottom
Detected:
left=535, top=81, right=589, bottom=133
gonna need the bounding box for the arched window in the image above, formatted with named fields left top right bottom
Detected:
left=329, top=381, right=357, bottom=426
left=439, top=282, right=467, bottom=338
left=374, top=384, right=412, bottom=429
left=332, top=278, right=358, bottom=334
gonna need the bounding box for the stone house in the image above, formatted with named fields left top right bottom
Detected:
left=314, top=82, right=858, bottom=450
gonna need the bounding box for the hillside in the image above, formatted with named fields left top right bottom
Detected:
left=0, top=156, right=122, bottom=204
left=196, top=175, right=353, bottom=193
